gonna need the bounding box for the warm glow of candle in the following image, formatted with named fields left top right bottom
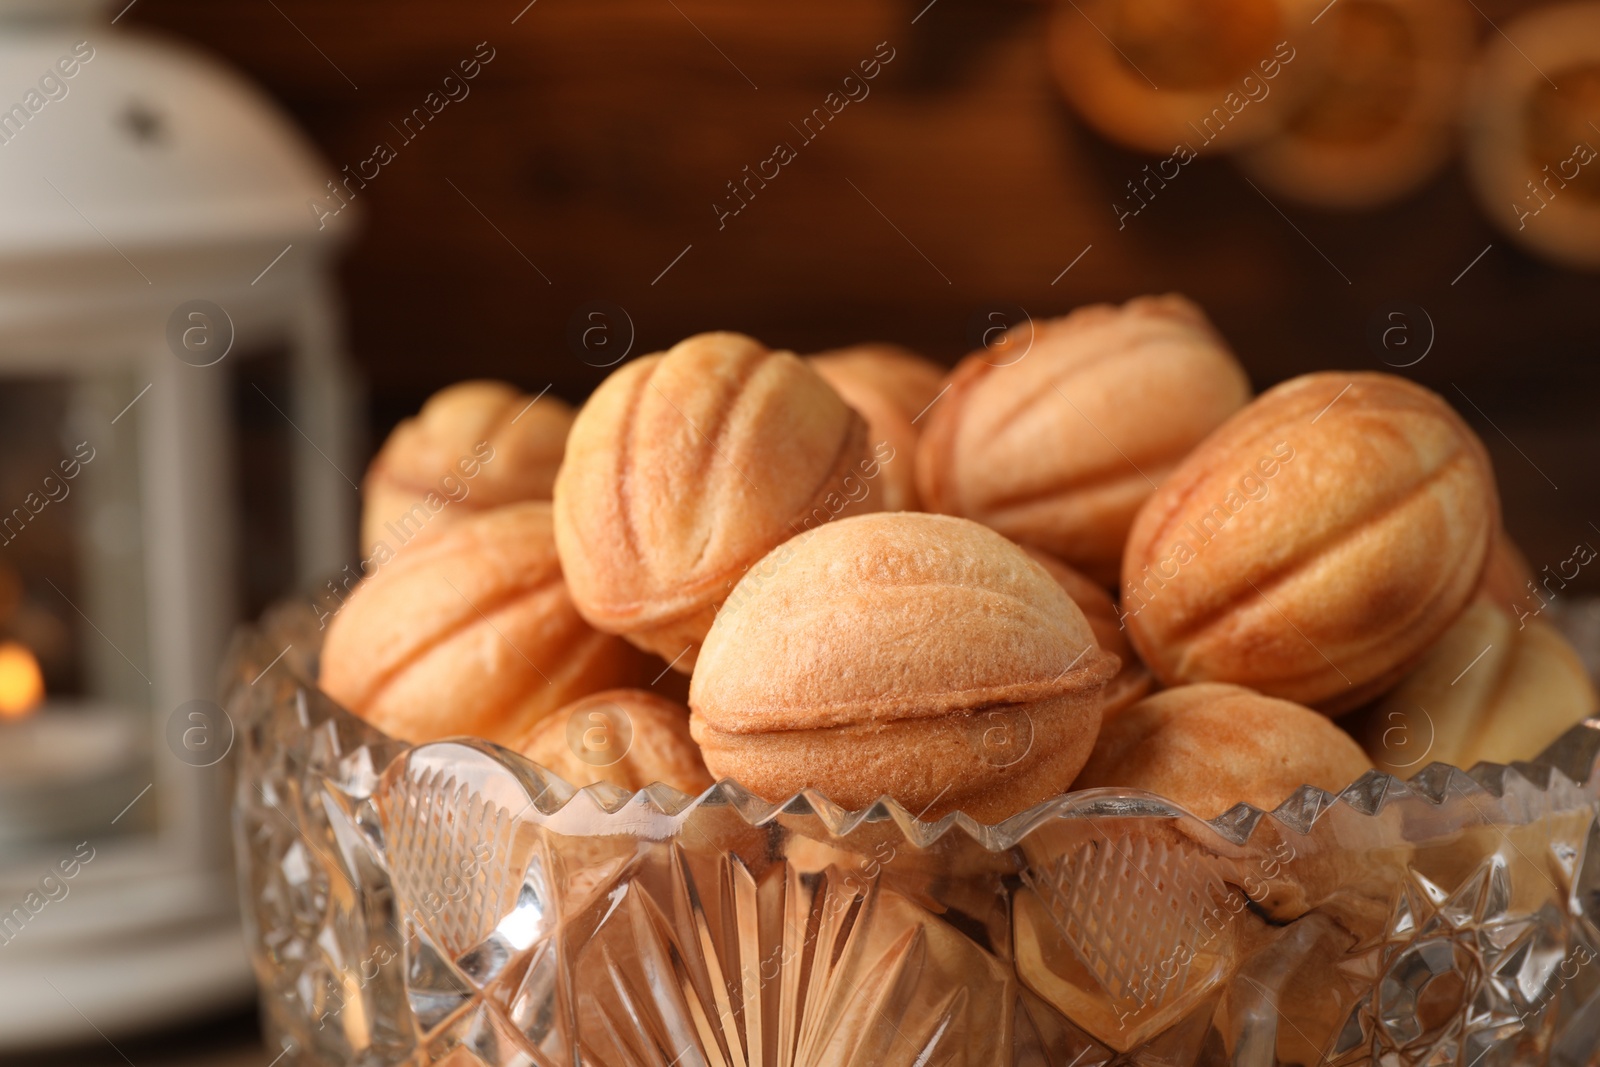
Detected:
left=0, top=641, right=44, bottom=719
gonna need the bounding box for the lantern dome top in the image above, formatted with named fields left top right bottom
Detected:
left=0, top=8, right=353, bottom=263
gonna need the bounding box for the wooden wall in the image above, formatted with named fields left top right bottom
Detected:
left=132, top=0, right=1600, bottom=590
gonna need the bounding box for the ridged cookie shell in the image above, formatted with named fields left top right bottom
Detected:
left=1121, top=371, right=1497, bottom=711
left=690, top=512, right=1118, bottom=733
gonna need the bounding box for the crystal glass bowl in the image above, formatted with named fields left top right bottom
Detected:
left=226, top=603, right=1600, bottom=1066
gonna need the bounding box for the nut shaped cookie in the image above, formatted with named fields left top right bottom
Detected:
left=809, top=344, right=947, bottom=512
left=1022, top=545, right=1154, bottom=721
left=1121, top=372, right=1498, bottom=712
left=1075, top=683, right=1375, bottom=818
left=321, top=502, right=650, bottom=745
left=1363, top=601, right=1598, bottom=774
left=915, top=295, right=1251, bottom=584
left=362, top=380, right=573, bottom=556
left=554, top=332, right=875, bottom=670
left=1476, top=525, right=1535, bottom=616
left=689, top=513, right=1119, bottom=822
left=512, top=689, right=713, bottom=795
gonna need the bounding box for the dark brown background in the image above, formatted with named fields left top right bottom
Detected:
left=133, top=0, right=1600, bottom=592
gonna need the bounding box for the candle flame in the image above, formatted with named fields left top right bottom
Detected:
left=0, top=641, right=44, bottom=718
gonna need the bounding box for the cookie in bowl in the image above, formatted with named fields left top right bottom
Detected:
left=362, top=380, right=574, bottom=557
left=1362, top=600, right=1599, bottom=774
left=512, top=689, right=713, bottom=795
left=1022, top=545, right=1154, bottom=721
left=688, top=512, right=1119, bottom=822
left=1014, top=679, right=1368, bottom=1049
left=1073, top=681, right=1379, bottom=921
left=915, top=295, right=1251, bottom=585
left=321, top=502, right=651, bottom=746
left=1075, top=683, right=1374, bottom=818
left=808, top=343, right=946, bottom=512
left=1477, top=524, right=1536, bottom=617
left=554, top=331, right=878, bottom=672
left=1121, top=371, right=1498, bottom=712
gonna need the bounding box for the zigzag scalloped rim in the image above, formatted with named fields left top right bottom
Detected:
left=227, top=610, right=1600, bottom=855
left=336, top=681, right=1600, bottom=853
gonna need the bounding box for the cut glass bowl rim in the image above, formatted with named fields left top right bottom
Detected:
left=373, top=721, right=1600, bottom=850
left=231, top=599, right=1600, bottom=855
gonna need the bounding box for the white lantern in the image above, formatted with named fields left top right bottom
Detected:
left=0, top=0, right=358, bottom=1046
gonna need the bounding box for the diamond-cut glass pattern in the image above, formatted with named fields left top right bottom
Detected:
left=227, top=605, right=1600, bottom=1065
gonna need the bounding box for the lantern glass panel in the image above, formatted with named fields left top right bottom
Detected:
left=0, top=368, right=153, bottom=849
left=230, top=345, right=301, bottom=623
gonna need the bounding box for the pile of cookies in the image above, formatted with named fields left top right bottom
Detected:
left=320, top=296, right=1597, bottom=823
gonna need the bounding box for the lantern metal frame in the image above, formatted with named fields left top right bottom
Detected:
left=0, top=1, right=359, bottom=1046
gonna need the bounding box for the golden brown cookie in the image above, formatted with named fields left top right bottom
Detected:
left=362, top=381, right=574, bottom=557
left=1121, top=371, right=1498, bottom=712
left=1362, top=601, right=1598, bottom=774
left=1022, top=545, right=1154, bottom=721
left=553, top=332, right=876, bottom=671
left=808, top=344, right=947, bottom=512
left=321, top=502, right=650, bottom=745
left=1075, top=683, right=1375, bottom=818
left=511, top=689, right=713, bottom=795
left=915, top=295, right=1251, bottom=585
left=689, top=513, right=1119, bottom=822
left=1476, top=524, right=1535, bottom=616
